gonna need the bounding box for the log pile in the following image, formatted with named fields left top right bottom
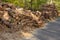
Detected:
left=41, top=4, right=58, bottom=21
left=0, top=3, right=58, bottom=33
left=0, top=3, right=45, bottom=33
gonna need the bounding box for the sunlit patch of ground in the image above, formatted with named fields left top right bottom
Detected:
left=39, top=23, right=48, bottom=29
left=21, top=32, right=34, bottom=39
left=48, top=18, right=56, bottom=22
left=50, top=19, right=56, bottom=22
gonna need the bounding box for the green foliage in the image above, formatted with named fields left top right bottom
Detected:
left=54, top=0, right=60, bottom=10
left=1, top=0, right=60, bottom=10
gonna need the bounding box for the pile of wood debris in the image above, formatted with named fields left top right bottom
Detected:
left=0, top=3, right=58, bottom=33
left=41, top=3, right=58, bottom=21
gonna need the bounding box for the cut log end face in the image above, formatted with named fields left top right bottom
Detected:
left=58, top=14, right=60, bottom=16
left=3, top=11, right=9, bottom=20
